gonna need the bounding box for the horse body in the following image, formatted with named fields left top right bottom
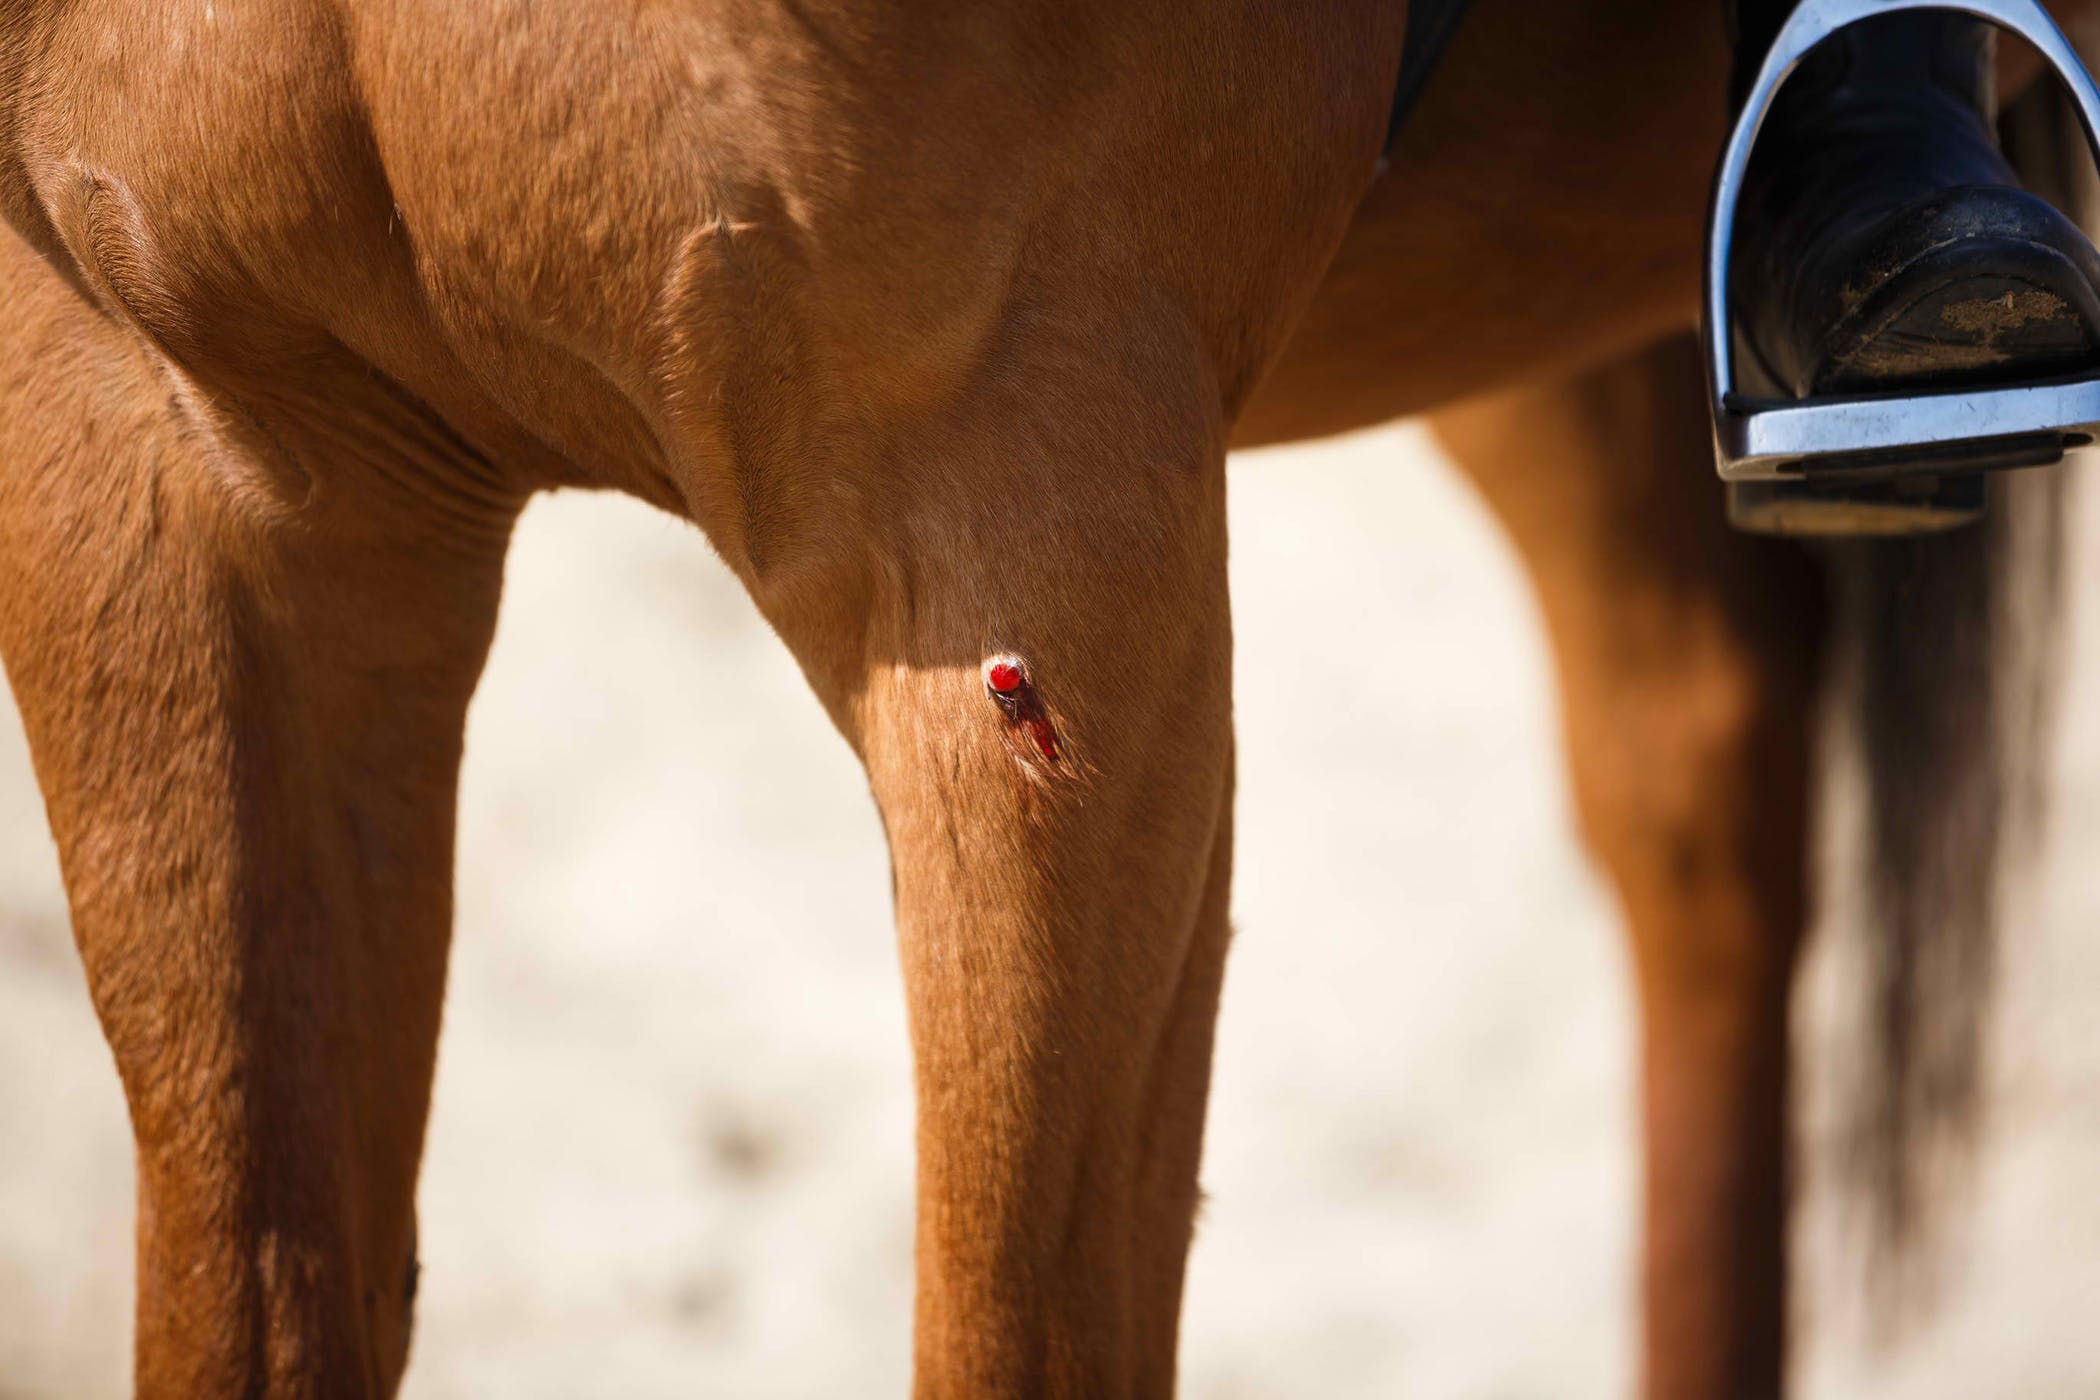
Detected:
left=0, top=0, right=2030, bottom=1394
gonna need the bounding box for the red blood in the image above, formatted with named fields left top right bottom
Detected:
left=1024, top=718, right=1059, bottom=760
left=986, top=661, right=1023, bottom=694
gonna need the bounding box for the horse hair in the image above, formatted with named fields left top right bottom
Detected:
left=1822, top=48, right=2088, bottom=1320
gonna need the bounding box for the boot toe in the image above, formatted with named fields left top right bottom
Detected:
left=1794, top=184, right=2100, bottom=395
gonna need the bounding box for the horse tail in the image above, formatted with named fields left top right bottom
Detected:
left=1819, top=48, right=2090, bottom=1312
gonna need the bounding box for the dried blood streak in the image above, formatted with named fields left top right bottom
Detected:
left=1021, top=716, right=1058, bottom=761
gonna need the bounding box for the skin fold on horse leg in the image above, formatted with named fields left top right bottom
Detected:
left=0, top=229, right=519, bottom=1397
left=1431, top=333, right=1825, bottom=1400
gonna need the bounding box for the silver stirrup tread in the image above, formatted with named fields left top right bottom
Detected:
left=1705, top=0, right=2100, bottom=482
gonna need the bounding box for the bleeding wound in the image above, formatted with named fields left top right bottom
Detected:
left=983, top=656, right=1060, bottom=761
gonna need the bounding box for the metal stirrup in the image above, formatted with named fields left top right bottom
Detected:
left=1705, top=0, right=2100, bottom=482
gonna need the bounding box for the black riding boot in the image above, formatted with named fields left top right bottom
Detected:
left=1724, top=3, right=2100, bottom=533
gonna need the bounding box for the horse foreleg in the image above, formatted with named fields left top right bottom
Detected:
left=0, top=242, right=517, bottom=1396
left=746, top=330, right=1235, bottom=1398
left=1432, top=332, right=1824, bottom=1399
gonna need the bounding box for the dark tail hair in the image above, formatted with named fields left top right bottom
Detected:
left=1820, top=49, right=2088, bottom=1316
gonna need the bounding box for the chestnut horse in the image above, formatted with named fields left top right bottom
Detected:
left=0, top=0, right=2082, bottom=1395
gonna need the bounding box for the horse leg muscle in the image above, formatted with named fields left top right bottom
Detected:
left=1431, top=333, right=1824, bottom=1399
left=0, top=231, right=517, bottom=1396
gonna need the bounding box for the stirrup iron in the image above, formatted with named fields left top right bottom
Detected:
left=1705, top=0, right=2100, bottom=506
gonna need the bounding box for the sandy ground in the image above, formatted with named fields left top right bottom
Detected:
left=4, top=423, right=2098, bottom=1397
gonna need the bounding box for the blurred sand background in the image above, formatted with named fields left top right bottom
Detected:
left=3, top=423, right=2098, bottom=1397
